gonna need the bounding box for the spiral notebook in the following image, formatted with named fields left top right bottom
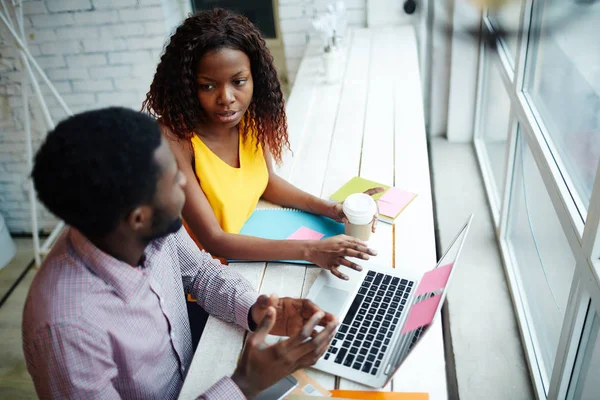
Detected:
left=228, top=208, right=344, bottom=264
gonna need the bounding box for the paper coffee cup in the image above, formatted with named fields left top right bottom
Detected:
left=342, top=193, right=377, bottom=241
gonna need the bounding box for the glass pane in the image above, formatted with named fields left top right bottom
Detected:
left=524, top=0, right=600, bottom=213
left=478, top=44, right=511, bottom=203
left=508, top=132, right=576, bottom=387
left=570, top=310, right=600, bottom=400
left=489, top=0, right=522, bottom=64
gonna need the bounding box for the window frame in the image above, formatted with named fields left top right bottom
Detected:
left=472, top=0, right=600, bottom=398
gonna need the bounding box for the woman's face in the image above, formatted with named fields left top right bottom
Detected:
left=196, top=48, right=254, bottom=129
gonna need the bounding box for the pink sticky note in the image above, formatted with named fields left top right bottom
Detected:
left=377, top=199, right=403, bottom=217
left=287, top=226, right=325, bottom=240
left=377, top=187, right=416, bottom=217
left=414, top=263, right=454, bottom=296
left=401, top=294, right=442, bottom=334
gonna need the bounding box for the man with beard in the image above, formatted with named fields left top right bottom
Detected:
left=22, top=107, right=337, bottom=399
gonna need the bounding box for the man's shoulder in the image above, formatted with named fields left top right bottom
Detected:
left=23, top=230, right=111, bottom=331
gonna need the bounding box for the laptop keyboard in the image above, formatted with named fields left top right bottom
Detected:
left=323, top=270, right=414, bottom=376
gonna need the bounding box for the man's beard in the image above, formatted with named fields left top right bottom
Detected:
left=145, top=211, right=183, bottom=241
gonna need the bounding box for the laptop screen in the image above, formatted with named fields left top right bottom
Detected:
left=385, top=215, right=472, bottom=379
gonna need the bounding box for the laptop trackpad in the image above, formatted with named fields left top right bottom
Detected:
left=314, top=286, right=350, bottom=317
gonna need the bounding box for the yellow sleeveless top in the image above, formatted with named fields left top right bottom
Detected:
left=184, top=125, right=269, bottom=247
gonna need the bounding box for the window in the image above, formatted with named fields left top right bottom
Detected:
left=488, top=1, right=522, bottom=65
left=191, top=0, right=277, bottom=38
left=523, top=0, right=600, bottom=214
left=568, top=308, right=600, bottom=400
left=471, top=0, right=600, bottom=397
left=475, top=42, right=512, bottom=210
left=507, top=132, right=576, bottom=388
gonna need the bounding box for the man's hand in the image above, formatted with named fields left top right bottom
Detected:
left=232, top=305, right=338, bottom=397
left=250, top=294, right=336, bottom=337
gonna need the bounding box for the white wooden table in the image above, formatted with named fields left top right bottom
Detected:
left=179, top=26, right=445, bottom=399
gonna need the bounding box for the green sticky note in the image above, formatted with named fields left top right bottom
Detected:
left=329, top=176, right=390, bottom=202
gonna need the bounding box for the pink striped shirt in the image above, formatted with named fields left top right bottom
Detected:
left=22, top=227, right=257, bottom=399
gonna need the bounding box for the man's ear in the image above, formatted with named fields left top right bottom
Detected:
left=126, top=205, right=153, bottom=233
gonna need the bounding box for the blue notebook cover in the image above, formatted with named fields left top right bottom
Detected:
left=229, top=208, right=344, bottom=264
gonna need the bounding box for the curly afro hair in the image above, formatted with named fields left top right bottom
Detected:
left=142, top=8, right=290, bottom=164
left=32, top=107, right=162, bottom=237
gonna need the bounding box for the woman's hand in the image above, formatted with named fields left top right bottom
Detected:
left=306, top=235, right=377, bottom=280
left=329, top=187, right=385, bottom=233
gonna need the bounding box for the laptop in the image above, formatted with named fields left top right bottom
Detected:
left=306, top=215, right=473, bottom=387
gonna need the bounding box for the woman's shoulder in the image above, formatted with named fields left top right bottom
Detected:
left=159, top=122, right=194, bottom=158
left=158, top=121, right=176, bottom=138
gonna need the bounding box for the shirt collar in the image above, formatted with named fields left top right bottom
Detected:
left=69, top=228, right=167, bottom=302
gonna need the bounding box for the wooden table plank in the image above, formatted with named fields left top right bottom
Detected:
left=262, top=32, right=356, bottom=391
left=388, top=26, right=446, bottom=400
left=277, top=30, right=358, bottom=390
left=312, top=28, right=377, bottom=391
left=277, top=43, right=320, bottom=180
left=300, top=266, right=337, bottom=386
left=181, top=319, right=245, bottom=396
left=320, top=28, right=372, bottom=200
left=179, top=262, right=266, bottom=399
left=337, top=27, right=397, bottom=393
left=359, top=28, right=396, bottom=188
left=259, top=262, right=307, bottom=346
left=286, top=31, right=353, bottom=197
left=259, top=262, right=306, bottom=297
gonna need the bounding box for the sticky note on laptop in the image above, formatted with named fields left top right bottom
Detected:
left=401, top=294, right=442, bottom=334
left=287, top=226, right=325, bottom=241
left=414, top=263, right=453, bottom=296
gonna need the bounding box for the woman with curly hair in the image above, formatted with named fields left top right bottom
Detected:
left=142, top=9, right=379, bottom=280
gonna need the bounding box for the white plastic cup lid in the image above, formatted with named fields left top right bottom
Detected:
left=343, top=193, right=377, bottom=225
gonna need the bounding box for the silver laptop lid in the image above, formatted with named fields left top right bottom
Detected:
left=382, top=214, right=473, bottom=384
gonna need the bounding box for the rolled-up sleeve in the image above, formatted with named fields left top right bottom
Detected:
left=174, top=227, right=258, bottom=331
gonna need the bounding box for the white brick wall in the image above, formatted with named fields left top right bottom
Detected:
left=108, top=50, right=154, bottom=65
left=73, top=10, right=118, bottom=25
left=30, top=13, right=76, bottom=28
left=0, top=0, right=189, bottom=234
left=161, top=0, right=190, bottom=36
left=56, top=26, right=100, bottom=40
left=72, top=79, right=114, bottom=92
left=65, top=54, right=108, bottom=67
left=100, top=23, right=145, bottom=38
left=39, top=40, right=84, bottom=55
left=46, top=0, right=93, bottom=13
left=94, top=0, right=138, bottom=8
left=278, top=0, right=367, bottom=84
left=119, top=6, right=164, bottom=23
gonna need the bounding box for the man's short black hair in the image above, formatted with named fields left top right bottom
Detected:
left=32, top=107, right=163, bottom=237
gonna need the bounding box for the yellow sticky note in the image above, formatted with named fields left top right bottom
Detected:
left=329, top=176, right=390, bottom=202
